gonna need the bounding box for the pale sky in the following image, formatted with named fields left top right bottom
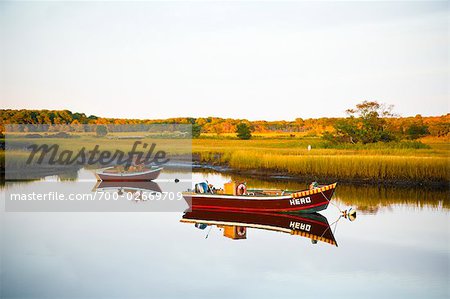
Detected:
left=0, top=1, right=448, bottom=121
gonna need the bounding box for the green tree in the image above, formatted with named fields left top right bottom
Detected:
left=96, top=125, right=108, bottom=137
left=334, top=101, right=396, bottom=144
left=406, top=123, right=429, bottom=140
left=192, top=124, right=202, bottom=138
left=236, top=123, right=252, bottom=140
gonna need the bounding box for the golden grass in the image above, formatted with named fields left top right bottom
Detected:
left=224, top=151, right=449, bottom=182
left=193, top=138, right=450, bottom=183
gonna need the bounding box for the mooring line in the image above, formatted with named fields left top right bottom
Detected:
left=319, top=189, right=342, bottom=213
left=205, top=225, right=213, bottom=239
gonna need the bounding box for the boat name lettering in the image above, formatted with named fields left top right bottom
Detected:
left=289, top=197, right=311, bottom=205
left=289, top=221, right=311, bottom=231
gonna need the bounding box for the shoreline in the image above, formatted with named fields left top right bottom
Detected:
left=1, top=158, right=448, bottom=189
left=192, top=162, right=449, bottom=190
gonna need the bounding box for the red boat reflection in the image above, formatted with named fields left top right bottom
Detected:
left=181, top=210, right=337, bottom=246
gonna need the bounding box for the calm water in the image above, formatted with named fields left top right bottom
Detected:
left=1, top=169, right=449, bottom=299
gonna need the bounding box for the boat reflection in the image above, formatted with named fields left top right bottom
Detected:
left=181, top=210, right=338, bottom=246
left=93, top=180, right=162, bottom=194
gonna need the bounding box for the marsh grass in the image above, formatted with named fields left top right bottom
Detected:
left=193, top=138, right=449, bottom=183
left=224, top=151, right=448, bottom=182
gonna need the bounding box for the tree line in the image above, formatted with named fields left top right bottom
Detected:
left=1, top=103, right=449, bottom=141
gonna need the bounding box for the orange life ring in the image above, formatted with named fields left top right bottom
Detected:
left=236, top=226, right=246, bottom=237
left=236, top=183, right=247, bottom=195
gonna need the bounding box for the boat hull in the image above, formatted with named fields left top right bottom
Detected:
left=95, top=167, right=162, bottom=181
left=184, top=183, right=337, bottom=213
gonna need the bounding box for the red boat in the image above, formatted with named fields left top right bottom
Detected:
left=183, top=182, right=337, bottom=213
left=95, top=167, right=162, bottom=181
left=181, top=209, right=337, bottom=245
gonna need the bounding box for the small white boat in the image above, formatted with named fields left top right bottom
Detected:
left=95, top=167, right=162, bottom=181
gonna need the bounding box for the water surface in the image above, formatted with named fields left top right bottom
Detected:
left=1, top=169, right=449, bottom=299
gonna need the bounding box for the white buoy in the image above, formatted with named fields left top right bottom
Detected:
left=348, top=208, right=357, bottom=221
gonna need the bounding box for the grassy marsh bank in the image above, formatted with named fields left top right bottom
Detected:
left=193, top=136, right=449, bottom=186
left=1, top=134, right=449, bottom=185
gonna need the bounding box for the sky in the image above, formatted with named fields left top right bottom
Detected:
left=0, top=1, right=448, bottom=121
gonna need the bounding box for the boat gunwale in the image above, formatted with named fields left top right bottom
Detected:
left=97, top=167, right=163, bottom=177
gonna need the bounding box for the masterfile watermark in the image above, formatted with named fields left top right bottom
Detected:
left=9, top=191, right=184, bottom=202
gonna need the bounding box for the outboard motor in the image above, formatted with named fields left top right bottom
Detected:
left=195, top=223, right=208, bottom=230
left=309, top=181, right=319, bottom=189
left=195, top=182, right=210, bottom=194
